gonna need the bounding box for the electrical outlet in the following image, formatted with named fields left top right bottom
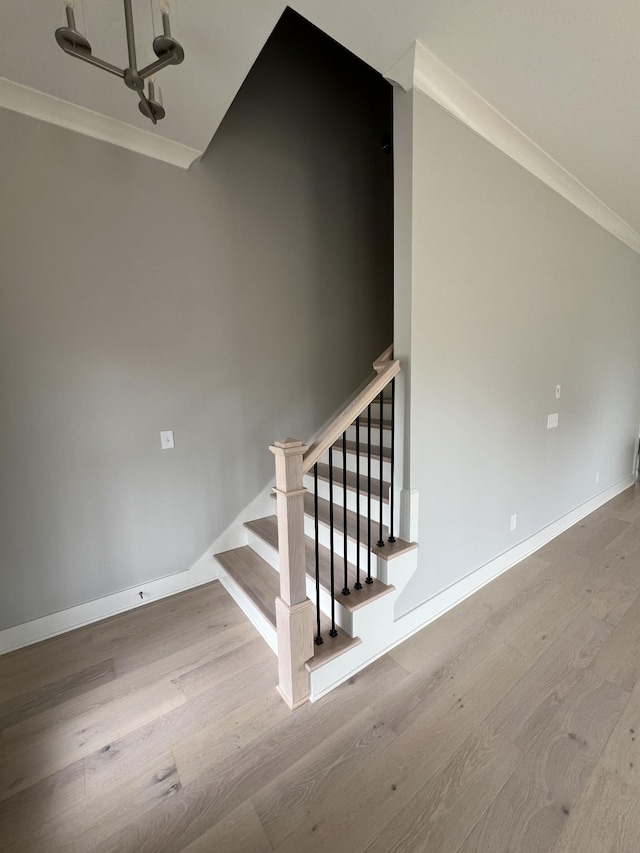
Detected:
left=160, top=430, right=174, bottom=449
left=510, top=514, right=517, bottom=531
left=547, top=413, right=559, bottom=429
left=595, top=472, right=600, bottom=484
left=555, top=384, right=561, bottom=399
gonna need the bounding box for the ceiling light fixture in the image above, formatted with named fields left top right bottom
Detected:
left=55, top=0, right=184, bottom=124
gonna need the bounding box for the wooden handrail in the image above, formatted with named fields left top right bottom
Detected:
left=303, top=359, right=401, bottom=474
left=373, top=344, right=394, bottom=373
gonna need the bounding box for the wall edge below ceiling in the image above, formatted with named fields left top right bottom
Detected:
left=385, top=42, right=640, bottom=256
left=0, top=77, right=202, bottom=170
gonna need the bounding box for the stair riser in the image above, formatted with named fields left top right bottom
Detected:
left=311, top=581, right=354, bottom=635
left=217, top=566, right=277, bottom=653
left=307, top=477, right=390, bottom=523
left=327, top=451, right=392, bottom=480
left=245, top=529, right=283, bottom=573
left=364, top=398, right=393, bottom=412
left=345, top=424, right=393, bottom=449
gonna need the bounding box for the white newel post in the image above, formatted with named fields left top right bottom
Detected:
left=269, top=438, right=315, bottom=709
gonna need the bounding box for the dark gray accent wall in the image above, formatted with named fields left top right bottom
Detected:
left=0, top=13, right=393, bottom=629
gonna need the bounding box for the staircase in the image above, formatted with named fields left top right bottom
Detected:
left=214, top=347, right=418, bottom=705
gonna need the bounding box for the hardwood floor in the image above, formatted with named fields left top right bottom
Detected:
left=3, top=485, right=640, bottom=851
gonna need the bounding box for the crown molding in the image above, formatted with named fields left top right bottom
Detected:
left=0, top=77, right=201, bottom=170
left=385, top=42, right=640, bottom=256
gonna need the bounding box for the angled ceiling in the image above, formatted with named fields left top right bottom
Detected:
left=3, top=1, right=640, bottom=237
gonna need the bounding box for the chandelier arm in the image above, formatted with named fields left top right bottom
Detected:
left=123, top=0, right=138, bottom=72
left=138, top=53, right=181, bottom=80
left=137, top=89, right=158, bottom=125
left=61, top=47, right=125, bottom=78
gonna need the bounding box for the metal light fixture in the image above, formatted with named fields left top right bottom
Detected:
left=55, top=0, right=184, bottom=124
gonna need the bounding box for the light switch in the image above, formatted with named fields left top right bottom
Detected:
left=547, top=413, right=559, bottom=429
left=160, top=430, right=175, bottom=449
left=555, top=385, right=561, bottom=399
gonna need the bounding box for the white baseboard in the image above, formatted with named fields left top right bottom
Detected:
left=396, top=474, right=634, bottom=630
left=310, top=475, right=633, bottom=701
left=0, top=482, right=276, bottom=656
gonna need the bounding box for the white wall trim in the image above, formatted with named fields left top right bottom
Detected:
left=384, top=43, right=640, bottom=256
left=0, top=481, right=276, bottom=656
left=0, top=77, right=201, bottom=170
left=397, top=475, right=634, bottom=634
left=310, top=474, right=633, bottom=701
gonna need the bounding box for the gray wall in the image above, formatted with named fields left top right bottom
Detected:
left=0, top=16, right=393, bottom=629
left=396, top=88, right=640, bottom=610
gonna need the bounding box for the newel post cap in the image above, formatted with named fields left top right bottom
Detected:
left=269, top=438, right=307, bottom=456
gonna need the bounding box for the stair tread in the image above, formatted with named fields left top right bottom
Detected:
left=269, top=491, right=415, bottom=558
left=245, top=516, right=395, bottom=610
left=215, top=545, right=279, bottom=627
left=330, top=439, right=391, bottom=461
left=216, top=544, right=361, bottom=671
left=353, top=417, right=392, bottom=430
left=306, top=630, right=362, bottom=672
left=314, top=463, right=390, bottom=503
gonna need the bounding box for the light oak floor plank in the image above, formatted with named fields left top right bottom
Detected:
left=0, top=761, right=86, bottom=850
left=178, top=799, right=272, bottom=853
left=0, top=658, right=116, bottom=732
left=0, top=672, right=186, bottom=801
left=93, top=656, right=408, bottom=853
left=485, top=611, right=613, bottom=752
left=4, top=489, right=640, bottom=851
left=6, top=751, right=182, bottom=853
left=458, top=671, right=629, bottom=853
left=592, top=593, right=640, bottom=690
left=271, top=645, right=529, bottom=853
left=549, top=767, right=640, bottom=853
left=598, top=674, right=640, bottom=789
left=252, top=707, right=397, bottom=848
left=363, top=725, right=522, bottom=853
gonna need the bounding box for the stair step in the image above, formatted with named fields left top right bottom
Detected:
left=215, top=545, right=278, bottom=627
left=353, top=416, right=392, bottom=430
left=245, top=515, right=394, bottom=610
left=314, top=463, right=390, bottom=503
left=304, top=492, right=389, bottom=552
left=269, top=491, right=416, bottom=558
left=215, top=543, right=360, bottom=671
left=306, top=630, right=362, bottom=672
left=330, top=439, right=391, bottom=461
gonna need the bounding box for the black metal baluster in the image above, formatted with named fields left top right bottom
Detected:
left=355, top=415, right=362, bottom=589
left=366, top=403, right=373, bottom=584
left=389, top=378, right=396, bottom=543
left=314, top=463, right=323, bottom=645
left=342, top=431, right=350, bottom=596
left=328, top=446, right=338, bottom=636
left=377, top=389, right=385, bottom=547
